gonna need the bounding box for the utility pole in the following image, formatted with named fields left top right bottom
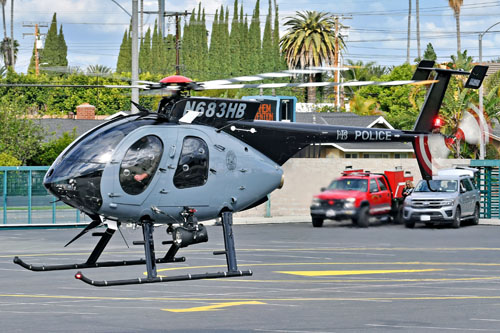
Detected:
left=131, top=0, right=139, bottom=113
left=334, top=17, right=339, bottom=110
left=158, top=0, right=165, bottom=37
left=10, top=0, right=13, bottom=70
left=333, top=15, right=351, bottom=111
left=22, top=22, right=48, bottom=76
left=142, top=9, right=187, bottom=74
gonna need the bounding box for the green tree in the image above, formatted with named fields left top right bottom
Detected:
left=40, top=13, right=67, bottom=70
left=116, top=29, right=131, bottom=73
left=280, top=11, right=343, bottom=103
left=261, top=0, right=273, bottom=73
left=0, top=104, right=44, bottom=164
left=0, top=152, right=21, bottom=166
left=29, top=130, right=77, bottom=166
left=58, top=25, right=68, bottom=67
left=354, top=63, right=424, bottom=130
left=415, top=42, right=437, bottom=62
left=248, top=0, right=261, bottom=74
left=139, top=27, right=151, bottom=73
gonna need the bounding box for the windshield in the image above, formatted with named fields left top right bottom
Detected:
left=51, top=117, right=157, bottom=182
left=414, top=180, right=457, bottom=193
left=328, top=178, right=368, bottom=192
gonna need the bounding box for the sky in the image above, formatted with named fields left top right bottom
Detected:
left=6, top=0, right=500, bottom=74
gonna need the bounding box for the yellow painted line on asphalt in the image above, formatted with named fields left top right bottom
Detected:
left=162, top=301, right=265, bottom=313
left=223, top=276, right=500, bottom=283
left=156, top=262, right=500, bottom=275
left=4, top=294, right=500, bottom=302
left=8, top=246, right=500, bottom=259
left=275, top=269, right=443, bottom=277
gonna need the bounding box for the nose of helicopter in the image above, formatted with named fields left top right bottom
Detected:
left=44, top=158, right=105, bottom=215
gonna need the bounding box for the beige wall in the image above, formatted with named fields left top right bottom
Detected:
left=236, top=158, right=471, bottom=218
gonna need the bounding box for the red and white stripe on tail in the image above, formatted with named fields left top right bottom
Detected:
left=413, top=134, right=452, bottom=180
left=456, top=105, right=491, bottom=145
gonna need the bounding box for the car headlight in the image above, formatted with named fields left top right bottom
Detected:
left=441, top=200, right=454, bottom=206
left=344, top=198, right=355, bottom=209
left=311, top=198, right=321, bottom=207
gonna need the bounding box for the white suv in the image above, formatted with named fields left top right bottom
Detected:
left=403, top=168, right=480, bottom=228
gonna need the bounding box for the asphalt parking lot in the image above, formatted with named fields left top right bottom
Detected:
left=3, top=220, right=500, bottom=332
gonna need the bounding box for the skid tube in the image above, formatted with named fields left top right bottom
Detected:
left=13, top=256, right=185, bottom=272
left=75, top=270, right=253, bottom=287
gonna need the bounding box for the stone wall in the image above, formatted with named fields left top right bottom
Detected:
left=236, top=158, right=471, bottom=218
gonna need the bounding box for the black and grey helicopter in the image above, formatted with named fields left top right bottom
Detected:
left=10, top=60, right=487, bottom=286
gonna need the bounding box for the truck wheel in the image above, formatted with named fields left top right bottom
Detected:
left=471, top=204, right=480, bottom=225
left=405, top=220, right=415, bottom=228
left=452, top=207, right=461, bottom=228
left=312, top=217, right=324, bottom=228
left=357, top=206, right=370, bottom=228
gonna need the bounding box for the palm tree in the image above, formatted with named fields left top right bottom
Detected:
left=416, top=0, right=421, bottom=59
left=86, top=64, right=113, bottom=74
left=448, top=0, right=463, bottom=54
left=407, top=0, right=411, bottom=63
left=0, top=0, right=5, bottom=39
left=280, top=11, right=343, bottom=103
left=0, top=36, right=18, bottom=67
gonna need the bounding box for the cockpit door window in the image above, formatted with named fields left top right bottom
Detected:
left=119, top=135, right=163, bottom=195
left=173, top=136, right=209, bottom=189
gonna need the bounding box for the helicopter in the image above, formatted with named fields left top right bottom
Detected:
left=10, top=60, right=488, bottom=287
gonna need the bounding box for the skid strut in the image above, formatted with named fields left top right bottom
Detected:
left=76, top=210, right=252, bottom=286
left=13, top=226, right=185, bottom=272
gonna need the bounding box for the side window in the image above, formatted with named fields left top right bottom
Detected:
left=377, top=178, right=388, bottom=191
left=119, top=135, right=163, bottom=195
left=463, top=179, right=473, bottom=192
left=174, top=136, right=209, bottom=189
left=369, top=179, right=379, bottom=193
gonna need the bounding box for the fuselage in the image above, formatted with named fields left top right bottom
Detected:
left=43, top=114, right=283, bottom=223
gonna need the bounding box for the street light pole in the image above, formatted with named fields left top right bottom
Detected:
left=478, top=21, right=500, bottom=159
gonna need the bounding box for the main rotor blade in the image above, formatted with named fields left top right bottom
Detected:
left=200, top=68, right=329, bottom=86
left=0, top=83, right=150, bottom=89
left=200, top=79, right=438, bottom=90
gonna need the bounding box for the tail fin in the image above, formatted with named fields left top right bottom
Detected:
left=413, top=64, right=488, bottom=132
left=411, top=63, right=488, bottom=179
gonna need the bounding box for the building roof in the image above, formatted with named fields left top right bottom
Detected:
left=37, top=118, right=105, bottom=141
left=295, top=112, right=393, bottom=128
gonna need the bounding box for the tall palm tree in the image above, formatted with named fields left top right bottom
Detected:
left=448, top=0, right=463, bottom=54
left=0, top=0, right=5, bottom=39
left=416, top=0, right=420, bottom=59
left=0, top=37, right=17, bottom=67
left=407, top=0, right=411, bottom=63
left=280, top=11, right=343, bottom=103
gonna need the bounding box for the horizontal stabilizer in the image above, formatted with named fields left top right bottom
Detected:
left=465, top=65, right=489, bottom=89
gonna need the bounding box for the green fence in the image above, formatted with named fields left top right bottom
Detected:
left=471, top=160, right=500, bottom=219
left=0, top=166, right=82, bottom=225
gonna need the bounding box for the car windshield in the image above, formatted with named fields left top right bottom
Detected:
left=328, top=179, right=368, bottom=191
left=414, top=179, right=457, bottom=193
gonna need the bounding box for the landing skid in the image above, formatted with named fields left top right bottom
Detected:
left=14, top=210, right=252, bottom=286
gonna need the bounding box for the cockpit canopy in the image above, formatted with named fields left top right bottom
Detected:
left=44, top=116, right=159, bottom=213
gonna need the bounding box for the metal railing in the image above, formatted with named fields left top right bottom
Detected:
left=0, top=166, right=84, bottom=225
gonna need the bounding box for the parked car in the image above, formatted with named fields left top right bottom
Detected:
left=402, top=168, right=480, bottom=228
left=310, top=168, right=412, bottom=228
